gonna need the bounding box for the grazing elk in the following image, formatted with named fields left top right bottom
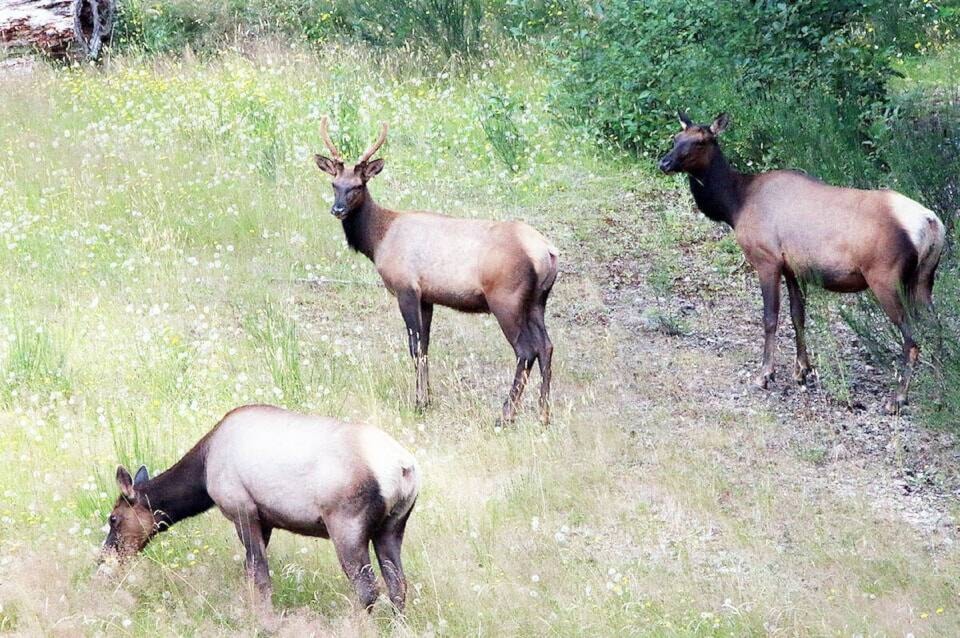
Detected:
left=314, top=117, right=559, bottom=424
left=659, top=112, right=946, bottom=413
left=100, top=405, right=419, bottom=612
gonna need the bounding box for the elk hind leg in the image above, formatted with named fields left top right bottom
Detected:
left=231, top=511, right=273, bottom=610
left=329, top=515, right=379, bottom=611
left=398, top=290, right=430, bottom=411
left=869, top=277, right=918, bottom=414
left=490, top=294, right=536, bottom=424
left=755, top=267, right=782, bottom=389
left=372, top=503, right=414, bottom=611
left=529, top=303, right=553, bottom=424
left=785, top=273, right=812, bottom=385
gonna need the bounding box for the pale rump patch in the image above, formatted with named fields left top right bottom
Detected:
left=886, top=191, right=943, bottom=257
left=515, top=224, right=559, bottom=290
left=353, top=426, right=419, bottom=517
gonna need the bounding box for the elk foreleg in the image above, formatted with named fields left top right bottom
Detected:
left=785, top=273, right=812, bottom=385
left=756, top=267, right=782, bottom=389
left=398, top=290, right=430, bottom=411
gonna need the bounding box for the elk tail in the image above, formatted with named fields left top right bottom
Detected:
left=538, top=245, right=559, bottom=296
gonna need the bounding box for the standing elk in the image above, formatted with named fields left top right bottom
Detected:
left=659, top=112, right=946, bottom=413
left=314, top=117, right=559, bottom=424
left=100, top=405, right=420, bottom=612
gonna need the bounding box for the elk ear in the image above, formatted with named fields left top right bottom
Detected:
left=116, top=466, right=136, bottom=501
left=678, top=111, right=693, bottom=130
left=134, top=465, right=149, bottom=485
left=360, top=158, right=384, bottom=181
left=710, top=113, right=730, bottom=135
left=314, top=154, right=342, bottom=177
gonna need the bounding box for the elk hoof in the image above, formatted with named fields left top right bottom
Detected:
left=884, top=396, right=907, bottom=415
left=754, top=372, right=774, bottom=390
left=794, top=365, right=813, bottom=386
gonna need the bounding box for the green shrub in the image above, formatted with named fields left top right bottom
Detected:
left=0, top=325, right=71, bottom=406
left=547, top=0, right=910, bottom=163
left=496, top=0, right=589, bottom=40
left=110, top=0, right=594, bottom=60
left=340, top=0, right=485, bottom=57
left=885, top=89, right=960, bottom=224
left=478, top=90, right=528, bottom=171
left=243, top=305, right=308, bottom=409
left=112, top=0, right=338, bottom=54
left=848, top=87, right=960, bottom=423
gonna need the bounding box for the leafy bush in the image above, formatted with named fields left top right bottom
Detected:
left=110, top=0, right=590, bottom=60
left=885, top=89, right=960, bottom=225
left=549, top=0, right=901, bottom=161
left=495, top=0, right=589, bottom=40
left=113, top=0, right=491, bottom=58
left=851, top=88, right=960, bottom=423
left=338, top=0, right=485, bottom=57
left=478, top=90, right=528, bottom=171
left=113, top=0, right=338, bottom=54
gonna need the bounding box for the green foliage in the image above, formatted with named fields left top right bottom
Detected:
left=0, top=325, right=71, bottom=406
left=478, top=90, right=528, bottom=171
left=846, top=86, right=960, bottom=424
left=112, top=0, right=338, bottom=54
left=496, top=0, right=589, bottom=40
left=110, top=0, right=591, bottom=60
left=884, top=89, right=960, bottom=223
left=243, top=304, right=308, bottom=409
left=549, top=0, right=901, bottom=160
left=341, top=0, right=485, bottom=58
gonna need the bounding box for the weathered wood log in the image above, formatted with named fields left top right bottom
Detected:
left=0, top=0, right=113, bottom=60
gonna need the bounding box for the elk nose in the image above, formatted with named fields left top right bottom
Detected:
left=658, top=157, right=672, bottom=173
left=331, top=204, right=346, bottom=217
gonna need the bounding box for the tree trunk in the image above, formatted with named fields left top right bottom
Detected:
left=0, top=0, right=113, bottom=60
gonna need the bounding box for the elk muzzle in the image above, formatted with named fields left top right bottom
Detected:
left=331, top=204, right=348, bottom=220
left=658, top=154, right=679, bottom=174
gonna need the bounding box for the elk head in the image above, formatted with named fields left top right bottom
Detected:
left=100, top=465, right=155, bottom=562
left=658, top=112, right=729, bottom=175
left=314, top=117, right=388, bottom=220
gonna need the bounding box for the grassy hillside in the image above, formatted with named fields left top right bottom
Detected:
left=0, top=44, right=958, bottom=637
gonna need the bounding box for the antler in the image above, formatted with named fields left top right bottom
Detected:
left=320, top=115, right=342, bottom=160
left=357, top=122, right=388, bottom=164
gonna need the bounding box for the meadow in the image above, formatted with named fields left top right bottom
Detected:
left=0, top=40, right=959, bottom=637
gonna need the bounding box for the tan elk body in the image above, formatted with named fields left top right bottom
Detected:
left=101, top=405, right=419, bottom=611
left=659, top=112, right=946, bottom=412
left=315, top=118, right=559, bottom=423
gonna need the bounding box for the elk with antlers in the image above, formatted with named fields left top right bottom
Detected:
left=659, top=112, right=946, bottom=413
left=314, top=118, right=559, bottom=424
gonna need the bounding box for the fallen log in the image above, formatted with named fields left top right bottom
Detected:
left=0, top=0, right=113, bottom=60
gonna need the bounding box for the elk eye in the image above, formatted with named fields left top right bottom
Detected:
left=109, top=515, right=118, bottom=526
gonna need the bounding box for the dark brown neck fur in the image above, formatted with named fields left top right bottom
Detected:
left=688, top=148, right=753, bottom=229
left=137, top=436, right=215, bottom=531
left=342, top=196, right=399, bottom=261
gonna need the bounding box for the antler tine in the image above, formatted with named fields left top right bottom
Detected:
left=357, top=122, right=388, bottom=165
left=320, top=115, right=342, bottom=160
